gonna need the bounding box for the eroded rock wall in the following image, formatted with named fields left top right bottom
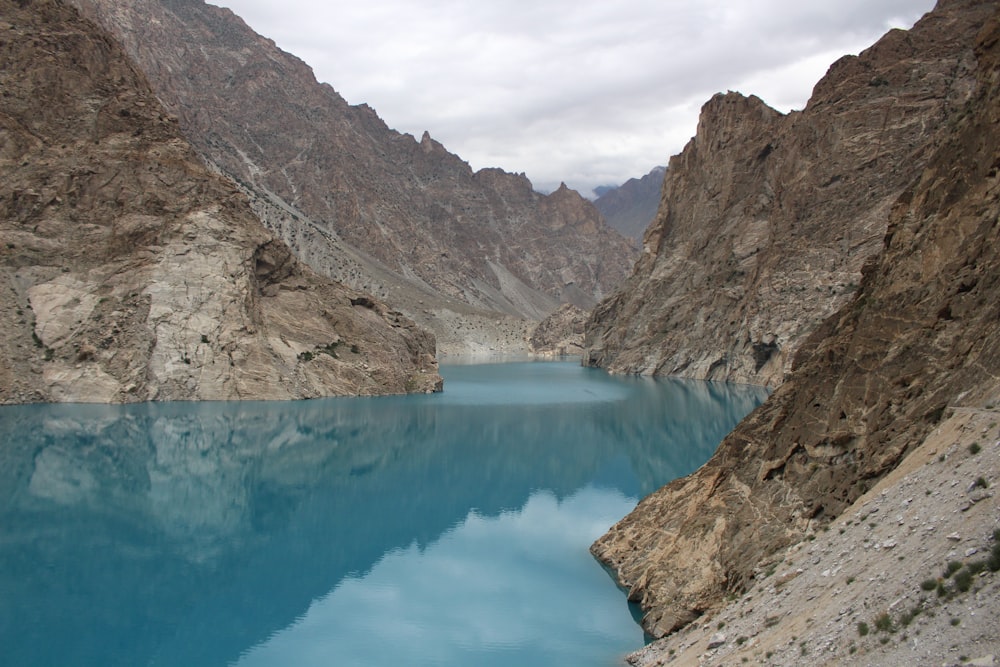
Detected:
left=68, top=0, right=636, bottom=326
left=585, top=0, right=990, bottom=387
left=592, top=0, right=1000, bottom=638
left=0, top=0, right=440, bottom=403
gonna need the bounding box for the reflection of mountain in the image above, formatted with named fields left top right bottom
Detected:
left=0, top=364, right=766, bottom=666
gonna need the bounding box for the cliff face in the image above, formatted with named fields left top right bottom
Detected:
left=68, top=0, right=636, bottom=331
left=592, top=0, right=1000, bottom=639
left=585, top=0, right=989, bottom=387
left=0, top=0, right=440, bottom=403
left=593, top=166, right=666, bottom=242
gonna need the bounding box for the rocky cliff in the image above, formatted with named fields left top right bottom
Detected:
left=592, top=0, right=1000, bottom=641
left=0, top=0, right=441, bottom=403
left=593, top=166, right=666, bottom=242
left=585, top=0, right=989, bottom=387
left=68, top=0, right=636, bottom=343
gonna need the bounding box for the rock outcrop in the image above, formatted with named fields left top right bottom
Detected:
left=528, top=304, right=589, bottom=356
left=592, top=0, right=1000, bottom=640
left=585, top=0, right=990, bottom=387
left=593, top=166, right=666, bottom=242
left=68, top=0, right=636, bottom=341
left=0, top=0, right=441, bottom=403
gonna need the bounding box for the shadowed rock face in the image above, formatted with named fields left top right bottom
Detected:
left=585, top=0, right=991, bottom=387
left=0, top=0, right=441, bottom=404
left=593, top=166, right=666, bottom=242
left=591, top=0, right=1000, bottom=639
left=68, top=0, right=636, bottom=333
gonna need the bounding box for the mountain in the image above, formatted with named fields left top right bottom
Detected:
left=0, top=0, right=441, bottom=403
left=584, top=0, right=988, bottom=387
left=593, top=165, right=666, bottom=241
left=68, top=0, right=637, bottom=353
left=589, top=0, right=1000, bottom=643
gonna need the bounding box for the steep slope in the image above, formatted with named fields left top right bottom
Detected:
left=0, top=0, right=440, bottom=403
left=592, top=0, right=1000, bottom=640
left=585, top=0, right=989, bottom=386
left=68, top=0, right=636, bottom=340
left=593, top=165, right=666, bottom=242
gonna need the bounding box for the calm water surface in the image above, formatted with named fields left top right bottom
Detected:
left=0, top=361, right=767, bottom=666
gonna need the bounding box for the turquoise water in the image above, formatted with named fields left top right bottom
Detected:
left=0, top=361, right=767, bottom=667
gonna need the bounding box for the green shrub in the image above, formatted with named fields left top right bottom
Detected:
left=875, top=613, right=894, bottom=633
left=955, top=568, right=973, bottom=592
left=858, top=622, right=870, bottom=636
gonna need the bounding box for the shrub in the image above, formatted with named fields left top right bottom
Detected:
left=970, top=442, right=982, bottom=455
left=955, top=568, right=973, bottom=592
left=858, top=622, right=870, bottom=636
left=875, top=613, right=894, bottom=633
left=920, top=578, right=938, bottom=591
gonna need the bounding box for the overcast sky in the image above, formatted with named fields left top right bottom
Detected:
left=215, top=0, right=935, bottom=196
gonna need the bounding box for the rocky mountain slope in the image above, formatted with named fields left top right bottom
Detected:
left=585, top=0, right=990, bottom=387
left=0, top=0, right=441, bottom=403
left=68, top=0, right=636, bottom=348
left=592, top=0, right=1000, bottom=646
left=593, top=166, right=666, bottom=242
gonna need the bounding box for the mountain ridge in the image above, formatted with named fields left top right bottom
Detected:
left=0, top=0, right=441, bottom=403
left=590, top=0, right=1000, bottom=645
left=584, top=0, right=986, bottom=387
left=69, top=0, right=637, bottom=350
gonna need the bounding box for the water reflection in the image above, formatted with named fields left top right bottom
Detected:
left=0, top=362, right=767, bottom=666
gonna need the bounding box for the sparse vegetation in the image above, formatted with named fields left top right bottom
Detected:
left=874, top=612, right=894, bottom=633
left=954, top=568, right=973, bottom=592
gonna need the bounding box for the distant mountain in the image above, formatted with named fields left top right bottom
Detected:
left=69, top=0, right=637, bottom=352
left=593, top=166, right=666, bottom=241
left=0, top=0, right=440, bottom=403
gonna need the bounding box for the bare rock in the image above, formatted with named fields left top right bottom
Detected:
left=69, top=0, right=637, bottom=338
left=0, top=0, right=440, bottom=403
left=528, top=304, right=589, bottom=356
left=585, top=0, right=988, bottom=387
left=591, top=0, right=1000, bottom=639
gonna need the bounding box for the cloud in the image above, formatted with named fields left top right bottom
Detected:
left=234, top=486, right=643, bottom=666
left=216, top=0, right=935, bottom=194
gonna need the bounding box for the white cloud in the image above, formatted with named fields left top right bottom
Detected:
left=234, top=486, right=643, bottom=666
left=216, top=0, right=935, bottom=194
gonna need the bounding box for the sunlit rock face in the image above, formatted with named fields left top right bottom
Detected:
left=591, top=0, right=1000, bottom=639
left=585, top=0, right=989, bottom=388
left=68, top=0, right=637, bottom=341
left=0, top=0, right=440, bottom=403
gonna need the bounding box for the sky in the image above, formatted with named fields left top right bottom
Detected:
left=216, top=0, right=936, bottom=196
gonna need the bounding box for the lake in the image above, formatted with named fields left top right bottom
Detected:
left=0, top=361, right=767, bottom=666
